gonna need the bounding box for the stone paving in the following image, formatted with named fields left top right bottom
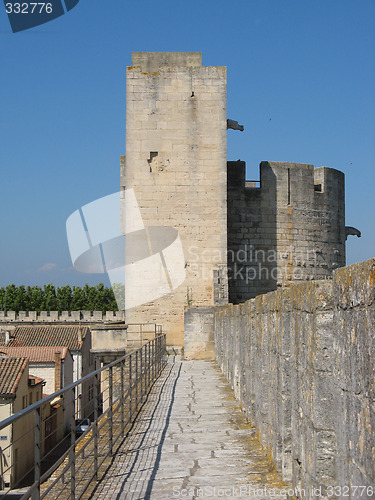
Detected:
left=86, top=358, right=289, bottom=499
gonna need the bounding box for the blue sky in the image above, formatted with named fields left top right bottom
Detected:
left=0, top=0, right=374, bottom=287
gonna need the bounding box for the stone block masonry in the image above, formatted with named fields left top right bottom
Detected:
left=121, top=52, right=351, bottom=351
left=184, top=306, right=215, bottom=360
left=227, top=161, right=345, bottom=304
left=85, top=358, right=290, bottom=499
left=123, top=52, right=228, bottom=346
left=0, top=310, right=125, bottom=324
left=214, top=258, right=375, bottom=497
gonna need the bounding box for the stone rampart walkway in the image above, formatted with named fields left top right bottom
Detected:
left=85, top=358, right=288, bottom=499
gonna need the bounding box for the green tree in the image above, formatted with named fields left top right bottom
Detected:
left=0, top=284, right=118, bottom=312
left=71, top=286, right=86, bottom=310
left=4, top=284, right=17, bottom=312
left=27, top=286, right=45, bottom=313
left=57, top=285, right=72, bottom=312
left=107, top=286, right=119, bottom=311
left=14, top=285, right=29, bottom=312
left=87, top=285, right=97, bottom=311
left=43, top=284, right=58, bottom=311
left=0, top=287, right=5, bottom=311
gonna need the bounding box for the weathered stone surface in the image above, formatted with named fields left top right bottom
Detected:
left=215, top=258, right=375, bottom=498
left=122, top=52, right=349, bottom=353
left=184, top=306, right=215, bottom=360
left=123, top=52, right=228, bottom=346
left=131, top=52, right=202, bottom=72
left=227, top=161, right=346, bottom=304
left=0, top=310, right=126, bottom=325
left=86, top=359, right=289, bottom=499
left=91, top=324, right=128, bottom=351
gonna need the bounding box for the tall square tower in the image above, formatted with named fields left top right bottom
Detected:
left=121, top=52, right=228, bottom=345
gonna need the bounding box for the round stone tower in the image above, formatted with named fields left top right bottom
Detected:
left=227, top=161, right=346, bottom=303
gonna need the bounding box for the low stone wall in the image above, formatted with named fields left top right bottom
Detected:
left=184, top=306, right=215, bottom=360
left=214, top=258, right=375, bottom=498
left=0, top=310, right=125, bottom=323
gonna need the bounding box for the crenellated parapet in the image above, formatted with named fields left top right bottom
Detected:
left=0, top=310, right=125, bottom=324
left=227, top=161, right=346, bottom=303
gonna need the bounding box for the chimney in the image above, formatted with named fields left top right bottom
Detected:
left=78, top=326, right=82, bottom=343
left=54, top=351, right=62, bottom=392
left=5, top=331, right=11, bottom=345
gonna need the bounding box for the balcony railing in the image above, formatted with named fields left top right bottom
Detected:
left=0, top=334, right=167, bottom=499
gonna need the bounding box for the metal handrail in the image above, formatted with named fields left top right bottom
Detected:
left=0, top=333, right=167, bottom=499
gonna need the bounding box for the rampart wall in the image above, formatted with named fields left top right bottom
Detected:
left=215, top=258, right=374, bottom=497
left=0, top=310, right=125, bottom=323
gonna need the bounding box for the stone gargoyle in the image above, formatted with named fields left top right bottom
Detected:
left=227, top=119, right=244, bottom=131
left=345, top=226, right=361, bottom=240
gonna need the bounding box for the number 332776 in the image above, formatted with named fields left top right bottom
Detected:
left=5, top=3, right=53, bottom=14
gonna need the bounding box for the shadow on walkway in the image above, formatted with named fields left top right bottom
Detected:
left=85, top=358, right=288, bottom=500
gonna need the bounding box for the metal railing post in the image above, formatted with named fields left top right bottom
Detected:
left=135, top=350, right=138, bottom=409
left=145, top=342, right=150, bottom=394
left=145, top=342, right=147, bottom=390
left=0, top=448, right=4, bottom=491
left=156, top=338, right=159, bottom=377
left=161, top=335, right=163, bottom=370
left=129, top=354, right=132, bottom=422
left=108, top=366, right=113, bottom=456
left=120, top=359, right=125, bottom=435
left=160, top=335, right=162, bottom=372
left=69, top=387, right=76, bottom=500
left=153, top=339, right=156, bottom=381
left=93, top=371, right=99, bottom=480
left=148, top=341, right=151, bottom=390
left=158, top=336, right=161, bottom=374
left=163, top=335, right=166, bottom=367
left=140, top=344, right=143, bottom=400
left=150, top=340, right=153, bottom=382
left=32, top=407, right=41, bottom=500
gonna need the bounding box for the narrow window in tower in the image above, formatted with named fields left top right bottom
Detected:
left=148, top=152, right=159, bottom=173
left=287, top=168, right=291, bottom=205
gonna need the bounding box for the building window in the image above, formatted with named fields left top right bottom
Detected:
left=22, top=395, right=28, bottom=409
left=29, top=392, right=33, bottom=405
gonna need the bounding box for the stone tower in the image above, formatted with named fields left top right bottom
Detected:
left=227, top=161, right=345, bottom=303
left=121, top=52, right=228, bottom=345
left=121, top=51, right=347, bottom=349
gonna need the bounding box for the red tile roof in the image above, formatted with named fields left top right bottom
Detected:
left=29, top=374, right=44, bottom=386
left=0, top=326, right=89, bottom=351
left=0, top=357, right=28, bottom=395
left=0, top=346, right=69, bottom=363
